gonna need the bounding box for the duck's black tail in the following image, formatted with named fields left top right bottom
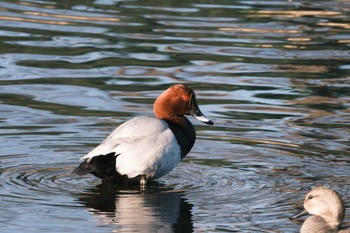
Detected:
left=73, top=152, right=126, bottom=183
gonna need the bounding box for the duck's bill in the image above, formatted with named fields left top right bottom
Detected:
left=290, top=209, right=308, bottom=219
left=189, top=95, right=214, bottom=125
left=193, top=114, right=213, bottom=125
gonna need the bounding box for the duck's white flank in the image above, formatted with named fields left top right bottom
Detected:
left=80, top=116, right=181, bottom=179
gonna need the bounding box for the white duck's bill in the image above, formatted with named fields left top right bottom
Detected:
left=189, top=92, right=214, bottom=125
left=194, top=114, right=214, bottom=125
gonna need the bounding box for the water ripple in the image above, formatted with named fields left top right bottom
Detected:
left=0, top=163, right=80, bottom=204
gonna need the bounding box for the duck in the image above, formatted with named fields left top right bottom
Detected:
left=73, top=84, right=213, bottom=186
left=292, top=186, right=350, bottom=233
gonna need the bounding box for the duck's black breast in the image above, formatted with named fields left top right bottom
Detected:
left=165, top=117, right=196, bottom=159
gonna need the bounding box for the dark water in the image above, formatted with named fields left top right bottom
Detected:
left=0, top=0, right=350, bottom=232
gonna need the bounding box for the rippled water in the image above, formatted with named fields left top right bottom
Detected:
left=0, top=0, right=350, bottom=232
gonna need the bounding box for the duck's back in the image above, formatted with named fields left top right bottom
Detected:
left=301, top=216, right=337, bottom=233
left=82, top=116, right=173, bottom=160
left=339, top=228, right=350, bottom=233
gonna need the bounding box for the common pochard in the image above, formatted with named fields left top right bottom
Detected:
left=73, top=84, right=213, bottom=186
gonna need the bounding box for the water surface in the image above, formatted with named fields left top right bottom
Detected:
left=0, top=0, right=350, bottom=232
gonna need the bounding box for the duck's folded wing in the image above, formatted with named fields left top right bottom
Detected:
left=79, top=116, right=169, bottom=162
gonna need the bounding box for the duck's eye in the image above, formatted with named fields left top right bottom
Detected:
left=308, top=195, right=313, bottom=199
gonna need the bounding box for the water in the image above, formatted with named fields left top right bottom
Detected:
left=0, top=0, right=349, bottom=232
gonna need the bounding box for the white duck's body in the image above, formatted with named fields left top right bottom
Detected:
left=73, top=84, right=213, bottom=185
left=80, top=117, right=181, bottom=180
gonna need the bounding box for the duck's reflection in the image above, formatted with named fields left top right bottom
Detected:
left=78, top=182, right=193, bottom=232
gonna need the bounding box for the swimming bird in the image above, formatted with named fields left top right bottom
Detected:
left=73, top=84, right=213, bottom=186
left=292, top=186, right=350, bottom=233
